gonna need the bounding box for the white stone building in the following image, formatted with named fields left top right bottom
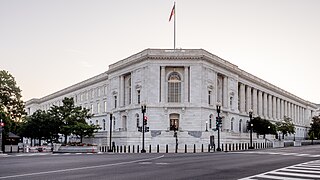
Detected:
left=25, top=49, right=318, bottom=147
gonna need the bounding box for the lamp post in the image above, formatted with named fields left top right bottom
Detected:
left=108, top=113, right=113, bottom=152
left=205, top=121, right=208, bottom=132
left=141, top=104, right=146, bottom=153
left=248, top=109, right=254, bottom=149
left=0, top=119, right=4, bottom=153
left=310, top=121, right=314, bottom=145
left=216, top=102, right=222, bottom=152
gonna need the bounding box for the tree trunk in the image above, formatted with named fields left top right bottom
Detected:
left=64, top=134, right=67, bottom=144
left=80, top=135, right=83, bottom=143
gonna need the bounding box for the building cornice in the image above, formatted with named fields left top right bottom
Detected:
left=26, top=72, right=108, bottom=105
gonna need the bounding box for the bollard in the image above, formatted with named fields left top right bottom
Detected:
left=137, top=145, right=139, bottom=153
left=149, top=145, right=151, bottom=153
left=193, top=144, right=196, bottom=153
left=117, top=146, right=119, bottom=153
left=166, top=144, right=168, bottom=153
left=201, top=144, right=204, bottom=152
left=185, top=144, right=187, bottom=153
left=124, top=146, right=126, bottom=153
left=133, top=145, right=135, bottom=153
left=157, top=144, right=159, bottom=153
left=128, top=145, right=130, bottom=153
left=120, top=146, right=122, bottom=153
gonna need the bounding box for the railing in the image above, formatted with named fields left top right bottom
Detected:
left=99, top=142, right=274, bottom=153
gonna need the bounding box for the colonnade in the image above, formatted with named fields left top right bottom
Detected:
left=238, top=83, right=309, bottom=125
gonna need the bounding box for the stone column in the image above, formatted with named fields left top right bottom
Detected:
left=297, top=106, right=300, bottom=125
left=293, top=105, right=296, bottom=123
left=120, top=75, right=124, bottom=107
left=281, top=99, right=284, bottom=120
left=276, top=98, right=280, bottom=120
left=240, top=83, right=245, bottom=113
left=246, top=86, right=252, bottom=113
left=258, top=91, right=263, bottom=117
left=184, top=66, right=189, bottom=103
left=252, top=89, right=258, bottom=115
left=268, top=94, right=273, bottom=118
left=161, top=66, right=166, bottom=103
left=284, top=101, right=287, bottom=117
left=223, top=76, right=228, bottom=108
left=263, top=93, right=268, bottom=118
left=289, top=103, right=292, bottom=119
left=273, top=97, right=277, bottom=119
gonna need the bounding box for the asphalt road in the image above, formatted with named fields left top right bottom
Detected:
left=1, top=145, right=320, bottom=180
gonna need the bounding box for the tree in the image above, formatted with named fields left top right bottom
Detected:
left=309, top=115, right=320, bottom=140
left=276, top=116, right=295, bottom=139
left=49, top=97, right=96, bottom=144
left=0, top=70, right=25, bottom=121
left=19, top=110, right=61, bottom=146
left=73, top=122, right=100, bottom=143
left=250, top=117, right=277, bottom=138
left=0, top=70, right=26, bottom=151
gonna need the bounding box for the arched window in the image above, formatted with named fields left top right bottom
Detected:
left=168, top=72, right=181, bottom=102
left=136, top=114, right=140, bottom=128
left=231, top=118, right=234, bottom=131
left=209, top=114, right=213, bottom=129
left=239, top=119, right=242, bottom=133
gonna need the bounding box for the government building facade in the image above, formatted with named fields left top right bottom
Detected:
left=25, top=49, right=318, bottom=148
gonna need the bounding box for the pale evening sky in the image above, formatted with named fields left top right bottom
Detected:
left=0, top=0, right=319, bottom=103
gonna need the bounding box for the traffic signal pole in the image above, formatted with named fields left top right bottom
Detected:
left=141, top=105, right=146, bottom=153
left=216, top=104, right=222, bottom=152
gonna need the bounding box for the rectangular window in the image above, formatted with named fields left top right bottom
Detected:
left=97, top=103, right=100, bottom=114
left=137, top=90, right=141, bottom=104
left=208, top=91, right=212, bottom=105
left=98, top=88, right=101, bottom=97
left=91, top=104, right=94, bottom=114
left=104, top=101, right=107, bottom=112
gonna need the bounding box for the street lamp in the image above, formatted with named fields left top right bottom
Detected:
left=108, top=113, right=113, bottom=152
left=310, top=121, right=314, bottom=145
left=248, top=109, right=254, bottom=149
left=141, top=104, right=147, bottom=153
left=216, top=102, right=222, bottom=152
left=205, top=121, right=208, bottom=132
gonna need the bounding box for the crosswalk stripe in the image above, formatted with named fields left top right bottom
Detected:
left=239, top=160, right=320, bottom=180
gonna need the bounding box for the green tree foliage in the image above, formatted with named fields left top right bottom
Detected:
left=0, top=70, right=25, bottom=151
left=49, top=97, right=96, bottom=144
left=0, top=70, right=25, bottom=121
left=250, top=116, right=277, bottom=138
left=20, top=97, right=98, bottom=145
left=19, top=110, right=61, bottom=146
left=276, top=116, right=295, bottom=139
left=309, top=115, right=320, bottom=139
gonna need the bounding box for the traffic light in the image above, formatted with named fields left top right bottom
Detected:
left=138, top=126, right=142, bottom=132
left=145, top=127, right=149, bottom=132
left=0, top=119, right=4, bottom=127
left=143, top=116, right=148, bottom=125
left=216, top=116, right=222, bottom=129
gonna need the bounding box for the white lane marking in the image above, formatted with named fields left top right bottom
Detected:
left=0, top=155, right=164, bottom=179
left=239, top=159, right=320, bottom=180
left=155, top=162, right=169, bottom=165
left=139, top=162, right=152, bottom=165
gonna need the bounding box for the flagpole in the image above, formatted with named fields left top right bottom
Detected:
left=174, top=1, right=176, bottom=50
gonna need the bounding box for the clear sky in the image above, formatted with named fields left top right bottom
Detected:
left=1, top=0, right=319, bottom=103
